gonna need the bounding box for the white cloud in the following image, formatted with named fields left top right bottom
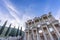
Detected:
left=0, top=12, right=11, bottom=26
left=0, top=0, right=22, bottom=30
left=55, top=9, right=60, bottom=23
left=0, top=0, right=35, bottom=31
left=2, top=0, right=20, bottom=26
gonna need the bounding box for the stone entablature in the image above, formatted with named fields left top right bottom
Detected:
left=25, top=12, right=60, bottom=40
left=25, top=12, right=55, bottom=29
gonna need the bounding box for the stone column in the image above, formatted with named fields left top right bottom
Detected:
left=36, top=30, right=37, bottom=40
left=54, top=31, right=59, bottom=40
left=52, top=24, right=60, bottom=38
left=37, top=33, right=40, bottom=40
left=41, top=26, right=47, bottom=40
left=33, top=29, right=37, bottom=40
left=31, top=29, right=33, bottom=40
left=25, top=32, right=26, bottom=40
left=32, top=29, right=34, bottom=40
left=36, top=28, right=41, bottom=40
left=46, top=26, right=54, bottom=40
left=36, top=29, right=39, bottom=40
left=28, top=30, right=29, bottom=40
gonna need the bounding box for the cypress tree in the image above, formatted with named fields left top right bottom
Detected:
left=5, top=24, right=11, bottom=36
left=19, top=27, right=22, bottom=36
left=16, top=27, right=19, bottom=36
left=9, top=26, right=16, bottom=37
left=0, top=20, right=7, bottom=35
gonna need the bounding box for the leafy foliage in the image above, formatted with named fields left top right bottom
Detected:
left=5, top=24, right=11, bottom=36
left=0, top=20, right=7, bottom=35
left=9, top=26, right=16, bottom=37
left=16, top=27, right=19, bottom=36
left=19, top=27, right=22, bottom=36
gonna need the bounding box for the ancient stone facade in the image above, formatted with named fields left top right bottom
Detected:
left=25, top=12, right=60, bottom=40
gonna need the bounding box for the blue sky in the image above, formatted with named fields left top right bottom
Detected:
left=0, top=0, right=60, bottom=30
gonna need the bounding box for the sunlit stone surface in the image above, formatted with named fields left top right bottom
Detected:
left=25, top=12, right=60, bottom=40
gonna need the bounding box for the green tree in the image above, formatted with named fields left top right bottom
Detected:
left=9, top=26, right=16, bottom=37
left=19, top=27, right=22, bottom=36
left=16, top=27, right=19, bottom=36
left=5, top=24, right=11, bottom=36
left=0, top=20, right=7, bottom=35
